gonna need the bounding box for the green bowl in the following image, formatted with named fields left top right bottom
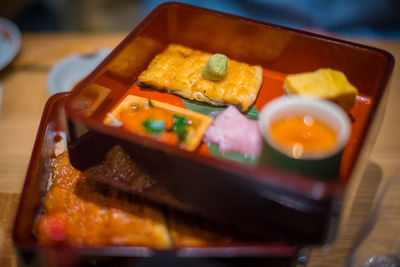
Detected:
left=258, top=96, right=351, bottom=180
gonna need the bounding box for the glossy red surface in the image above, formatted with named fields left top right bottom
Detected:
left=66, top=2, right=393, bottom=194
left=13, top=93, right=300, bottom=266
left=62, top=2, right=393, bottom=244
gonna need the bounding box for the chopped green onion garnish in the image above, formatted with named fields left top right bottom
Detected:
left=172, top=114, right=189, bottom=141
left=142, top=119, right=165, bottom=135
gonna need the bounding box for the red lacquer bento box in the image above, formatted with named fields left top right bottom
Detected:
left=63, top=2, right=393, bottom=243
left=13, top=93, right=303, bottom=266
left=14, top=1, right=393, bottom=265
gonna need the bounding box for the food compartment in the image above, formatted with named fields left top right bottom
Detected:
left=104, top=95, right=212, bottom=151
left=66, top=2, right=392, bottom=181
left=13, top=93, right=301, bottom=266
left=63, top=2, right=394, bottom=244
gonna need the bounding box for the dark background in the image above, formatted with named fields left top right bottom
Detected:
left=1, top=0, right=400, bottom=38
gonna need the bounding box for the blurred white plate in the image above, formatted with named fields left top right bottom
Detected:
left=0, top=17, right=21, bottom=71
left=47, top=48, right=111, bottom=95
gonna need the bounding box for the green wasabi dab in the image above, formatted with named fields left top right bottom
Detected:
left=202, top=54, right=228, bottom=81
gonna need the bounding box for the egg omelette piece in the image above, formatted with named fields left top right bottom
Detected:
left=283, top=68, right=358, bottom=113
left=138, top=44, right=263, bottom=112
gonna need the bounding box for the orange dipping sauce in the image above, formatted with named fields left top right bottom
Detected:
left=269, top=116, right=337, bottom=158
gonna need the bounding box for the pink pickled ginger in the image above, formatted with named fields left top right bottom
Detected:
left=203, top=106, right=262, bottom=157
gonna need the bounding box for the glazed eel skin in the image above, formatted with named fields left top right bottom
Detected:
left=138, top=44, right=263, bottom=112
left=36, top=146, right=231, bottom=247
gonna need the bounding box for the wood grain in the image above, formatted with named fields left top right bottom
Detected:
left=0, top=33, right=124, bottom=194
left=0, top=193, right=19, bottom=267
left=307, top=39, right=400, bottom=267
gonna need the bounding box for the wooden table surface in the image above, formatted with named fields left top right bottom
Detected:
left=0, top=33, right=399, bottom=266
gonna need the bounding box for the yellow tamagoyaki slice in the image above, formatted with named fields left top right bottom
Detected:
left=283, top=68, right=358, bottom=113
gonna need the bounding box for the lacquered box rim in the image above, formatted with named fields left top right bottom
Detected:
left=63, top=2, right=394, bottom=204
left=12, top=93, right=300, bottom=258
left=12, top=92, right=68, bottom=249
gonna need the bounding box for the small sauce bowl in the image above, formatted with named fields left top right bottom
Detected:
left=258, top=96, right=351, bottom=179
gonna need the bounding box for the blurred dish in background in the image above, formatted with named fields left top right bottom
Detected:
left=0, top=17, right=21, bottom=71
left=47, top=48, right=110, bottom=95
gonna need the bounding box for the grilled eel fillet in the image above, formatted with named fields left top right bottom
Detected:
left=37, top=148, right=171, bottom=248
left=138, top=44, right=263, bottom=112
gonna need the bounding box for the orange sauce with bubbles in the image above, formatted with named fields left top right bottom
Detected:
left=269, top=116, right=337, bottom=158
